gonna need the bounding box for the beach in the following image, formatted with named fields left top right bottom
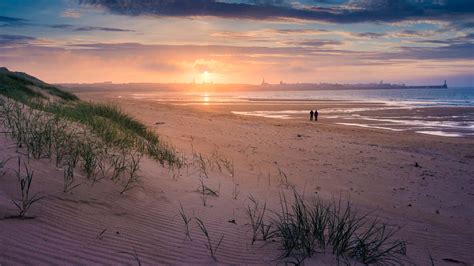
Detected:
left=4, top=88, right=471, bottom=264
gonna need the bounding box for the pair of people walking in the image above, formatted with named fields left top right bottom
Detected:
left=310, top=109, right=319, bottom=121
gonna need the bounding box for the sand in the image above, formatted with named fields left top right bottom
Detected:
left=1, top=91, right=473, bottom=265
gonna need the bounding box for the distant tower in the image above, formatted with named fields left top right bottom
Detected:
left=443, top=80, right=448, bottom=88
left=261, top=78, right=268, bottom=86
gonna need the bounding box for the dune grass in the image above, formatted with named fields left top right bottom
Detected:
left=232, top=181, right=240, bottom=200
left=0, top=97, right=180, bottom=195
left=1, top=67, right=181, bottom=168
left=41, top=84, right=78, bottom=101
left=0, top=157, right=12, bottom=177
left=120, top=150, right=143, bottom=194
left=0, top=70, right=78, bottom=102
left=247, top=194, right=274, bottom=245
left=63, top=160, right=81, bottom=193
left=179, top=202, right=193, bottom=241
left=0, top=74, right=46, bottom=103
left=265, top=190, right=407, bottom=264
left=195, top=217, right=224, bottom=261
left=198, top=178, right=220, bottom=206
left=11, top=159, right=44, bottom=218
left=43, top=102, right=181, bottom=167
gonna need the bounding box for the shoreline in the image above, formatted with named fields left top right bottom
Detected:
left=77, top=90, right=474, bottom=138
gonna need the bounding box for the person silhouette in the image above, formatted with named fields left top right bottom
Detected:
left=314, top=109, right=319, bottom=121
left=310, top=110, right=314, bottom=121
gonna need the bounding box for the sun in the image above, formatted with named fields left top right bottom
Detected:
left=201, top=71, right=211, bottom=83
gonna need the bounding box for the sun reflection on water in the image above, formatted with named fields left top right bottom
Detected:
left=203, top=93, right=210, bottom=105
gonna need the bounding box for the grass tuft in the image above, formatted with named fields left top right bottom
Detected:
left=0, top=156, right=12, bottom=177
left=120, top=150, right=143, bottom=194
left=195, top=217, right=224, bottom=261
left=178, top=202, right=193, bottom=241
left=254, top=190, right=406, bottom=264
left=247, top=194, right=273, bottom=244
left=11, top=159, right=44, bottom=218
left=44, top=102, right=181, bottom=167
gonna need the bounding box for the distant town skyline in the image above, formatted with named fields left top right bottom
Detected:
left=1, top=0, right=473, bottom=86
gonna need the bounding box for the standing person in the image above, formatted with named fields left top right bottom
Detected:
left=309, top=110, right=314, bottom=121
left=314, top=109, right=319, bottom=121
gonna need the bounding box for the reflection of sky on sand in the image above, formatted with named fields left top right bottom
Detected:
left=336, top=123, right=405, bottom=132
left=415, top=131, right=465, bottom=137
left=232, top=111, right=295, bottom=119
left=232, top=108, right=474, bottom=138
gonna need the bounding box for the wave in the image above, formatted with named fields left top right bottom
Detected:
left=336, top=123, right=405, bottom=132
left=415, top=131, right=465, bottom=137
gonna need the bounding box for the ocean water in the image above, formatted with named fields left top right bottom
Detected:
left=234, top=87, right=474, bottom=106
left=132, top=87, right=474, bottom=106
left=130, top=87, right=474, bottom=138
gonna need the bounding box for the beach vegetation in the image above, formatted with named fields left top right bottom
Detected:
left=11, top=159, right=44, bottom=218
left=0, top=68, right=184, bottom=197
left=220, top=157, right=235, bottom=177
left=0, top=68, right=78, bottom=103
left=195, top=217, right=224, bottom=261
left=231, top=181, right=240, bottom=200
left=195, top=153, right=209, bottom=178
left=178, top=202, right=193, bottom=241
left=63, top=160, right=81, bottom=193
left=247, top=194, right=273, bottom=244
left=120, top=150, right=143, bottom=194
left=264, top=190, right=407, bottom=264
left=198, top=178, right=220, bottom=206
left=0, top=156, right=12, bottom=177
left=43, top=102, right=181, bottom=167
left=1, top=67, right=182, bottom=169
left=277, top=167, right=294, bottom=189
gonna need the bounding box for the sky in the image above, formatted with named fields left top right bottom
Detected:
left=0, top=0, right=473, bottom=86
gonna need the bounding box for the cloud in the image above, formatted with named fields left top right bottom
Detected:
left=450, top=21, right=474, bottom=30
left=140, top=62, right=184, bottom=72
left=1, top=41, right=471, bottom=84
left=193, top=59, right=219, bottom=73
left=61, top=9, right=82, bottom=18
left=211, top=28, right=330, bottom=40
left=0, top=15, right=133, bottom=32
left=0, top=34, right=36, bottom=46
left=0, top=34, right=36, bottom=45
left=211, top=28, right=390, bottom=44
left=396, top=42, right=474, bottom=60
left=0, top=34, right=61, bottom=48
left=0, top=16, right=30, bottom=27
left=268, top=29, right=330, bottom=35
left=287, top=39, right=343, bottom=47
left=414, top=32, right=474, bottom=45
left=49, top=24, right=134, bottom=32
left=78, top=0, right=474, bottom=24
left=391, top=29, right=436, bottom=38
left=74, top=26, right=134, bottom=32
left=351, top=32, right=385, bottom=38
left=55, top=40, right=472, bottom=62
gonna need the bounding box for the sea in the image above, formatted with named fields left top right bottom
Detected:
left=130, top=87, right=474, bottom=138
